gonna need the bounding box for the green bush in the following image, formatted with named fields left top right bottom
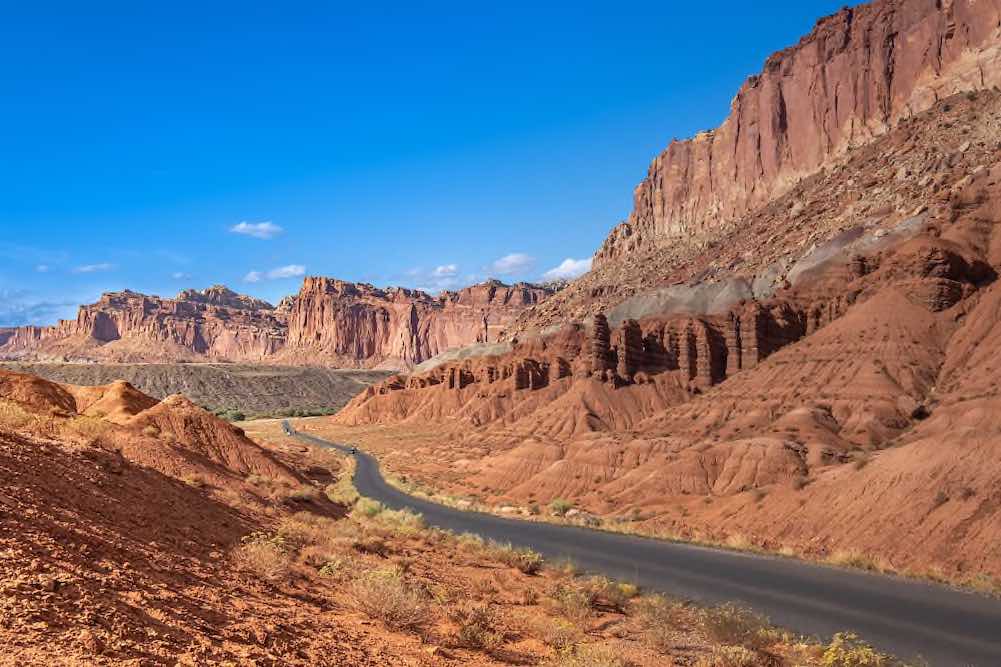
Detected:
left=550, top=499, right=574, bottom=517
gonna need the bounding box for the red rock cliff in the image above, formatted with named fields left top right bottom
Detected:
left=280, top=278, right=552, bottom=369
left=0, top=289, right=286, bottom=363
left=0, top=279, right=551, bottom=368
left=595, top=0, right=1001, bottom=266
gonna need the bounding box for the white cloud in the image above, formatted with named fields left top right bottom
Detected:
left=0, top=289, right=75, bottom=326
left=171, top=272, right=191, bottom=280
left=243, top=265, right=306, bottom=283
left=488, top=253, right=534, bottom=276
left=542, top=257, right=593, bottom=281
left=230, top=221, right=284, bottom=240
left=267, top=264, right=306, bottom=279
left=72, top=263, right=114, bottom=274
left=35, top=265, right=49, bottom=273
left=401, top=263, right=467, bottom=293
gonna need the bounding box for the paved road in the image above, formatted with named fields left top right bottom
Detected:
left=289, top=425, right=1001, bottom=666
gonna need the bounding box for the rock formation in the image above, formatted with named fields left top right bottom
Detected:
left=595, top=0, right=1001, bottom=266
left=329, top=0, right=1001, bottom=581
left=278, top=278, right=551, bottom=368
left=0, top=279, right=552, bottom=369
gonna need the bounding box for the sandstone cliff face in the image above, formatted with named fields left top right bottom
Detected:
left=0, top=279, right=551, bottom=368
left=281, top=278, right=552, bottom=369
left=595, top=0, right=1001, bottom=267
left=0, top=289, right=286, bottom=363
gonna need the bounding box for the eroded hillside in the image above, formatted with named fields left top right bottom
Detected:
left=330, top=2, right=1001, bottom=585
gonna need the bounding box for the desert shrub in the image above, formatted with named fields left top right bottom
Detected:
left=541, top=644, right=627, bottom=667
left=549, top=581, right=597, bottom=624
left=181, top=473, right=207, bottom=488
left=826, top=550, right=891, bottom=573
left=348, top=568, right=431, bottom=630
left=581, top=577, right=639, bottom=612
left=325, top=461, right=359, bottom=505
left=214, top=409, right=246, bottom=422
left=529, top=617, right=580, bottom=652
left=551, top=558, right=580, bottom=577
left=141, top=424, right=160, bottom=438
left=853, top=454, right=870, bottom=471
left=277, top=512, right=339, bottom=547
left=449, top=602, right=504, bottom=651
left=550, top=499, right=574, bottom=517
left=353, top=534, right=390, bottom=556
left=491, top=543, right=544, bottom=575
left=160, top=430, right=178, bottom=445
left=695, top=645, right=760, bottom=667
left=457, top=532, right=487, bottom=553
left=352, top=497, right=386, bottom=519
left=635, top=594, right=690, bottom=653
left=528, top=502, right=541, bottom=515
left=234, top=531, right=290, bottom=581
left=375, top=507, right=426, bottom=535
left=317, top=557, right=346, bottom=578
left=0, top=400, right=40, bottom=430
left=697, top=603, right=775, bottom=651
left=821, top=633, right=890, bottom=667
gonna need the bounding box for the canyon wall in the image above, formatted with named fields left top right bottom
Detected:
left=595, top=0, right=1001, bottom=266
left=280, top=278, right=551, bottom=368
left=0, top=280, right=552, bottom=369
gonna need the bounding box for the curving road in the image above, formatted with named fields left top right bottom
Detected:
left=289, top=425, right=1001, bottom=667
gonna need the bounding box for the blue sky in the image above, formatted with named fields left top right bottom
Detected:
left=0, top=0, right=845, bottom=325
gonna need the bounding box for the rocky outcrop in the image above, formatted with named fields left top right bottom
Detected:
left=0, top=288, right=285, bottom=363
left=0, top=279, right=551, bottom=368
left=176, top=285, right=274, bottom=311
left=595, top=0, right=1001, bottom=267
left=280, top=278, right=552, bottom=369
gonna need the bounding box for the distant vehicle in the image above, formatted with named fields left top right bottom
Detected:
left=349, top=446, right=357, bottom=454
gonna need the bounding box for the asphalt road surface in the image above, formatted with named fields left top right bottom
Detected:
left=289, top=425, right=1001, bottom=666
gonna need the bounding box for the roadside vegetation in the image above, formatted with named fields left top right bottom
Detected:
left=228, top=442, right=909, bottom=667
left=365, top=446, right=1001, bottom=598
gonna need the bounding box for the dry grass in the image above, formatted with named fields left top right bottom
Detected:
left=233, top=531, right=290, bottom=581
left=826, top=549, right=892, bottom=574
left=490, top=543, right=544, bottom=575
left=348, top=567, right=431, bottom=630
left=64, top=415, right=112, bottom=440
left=540, top=644, right=628, bottom=667
left=284, top=484, right=321, bottom=502
left=695, top=645, right=760, bottom=667
left=324, top=454, right=359, bottom=505
left=548, top=580, right=597, bottom=624
left=634, top=594, right=691, bottom=653
left=820, top=633, right=892, bottom=666
left=181, top=473, right=207, bottom=488
left=697, top=603, right=777, bottom=652
left=448, top=601, right=504, bottom=651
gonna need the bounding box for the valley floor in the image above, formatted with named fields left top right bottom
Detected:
left=270, top=418, right=1001, bottom=598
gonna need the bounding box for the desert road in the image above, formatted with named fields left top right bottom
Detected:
left=289, top=425, right=1001, bottom=666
